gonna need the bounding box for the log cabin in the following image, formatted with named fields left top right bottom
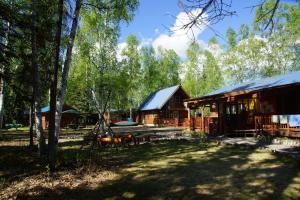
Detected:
left=41, top=104, right=80, bottom=129
left=138, top=85, right=190, bottom=127
left=184, top=71, right=300, bottom=137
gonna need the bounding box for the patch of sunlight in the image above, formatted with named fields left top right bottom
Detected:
left=214, top=175, right=232, bottom=183
left=282, top=172, right=300, bottom=198
left=248, top=151, right=277, bottom=163
left=264, top=187, right=274, bottom=194
left=247, top=178, right=268, bottom=186
left=232, top=151, right=281, bottom=170
left=195, top=184, right=215, bottom=195
left=206, top=145, right=224, bottom=153
left=132, top=172, right=149, bottom=180
left=138, top=157, right=185, bottom=170
left=122, top=192, right=135, bottom=199
left=169, top=185, right=185, bottom=193
left=194, top=150, right=207, bottom=155
left=125, top=166, right=143, bottom=172
left=84, top=171, right=119, bottom=189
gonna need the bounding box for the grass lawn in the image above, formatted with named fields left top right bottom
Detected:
left=1, top=135, right=300, bottom=200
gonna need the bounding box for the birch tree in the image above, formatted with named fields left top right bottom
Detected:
left=31, top=0, right=46, bottom=155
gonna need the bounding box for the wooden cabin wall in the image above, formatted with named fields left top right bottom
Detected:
left=42, top=113, right=79, bottom=129
left=260, top=85, right=300, bottom=114
left=140, top=110, right=159, bottom=125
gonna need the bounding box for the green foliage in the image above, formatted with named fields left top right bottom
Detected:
left=157, top=48, right=181, bottom=87
left=121, top=34, right=142, bottom=108
left=238, top=24, right=250, bottom=41
left=224, top=0, right=300, bottom=84
left=201, top=50, right=223, bottom=95
left=182, top=42, right=202, bottom=97
left=0, top=0, right=56, bottom=123
left=66, top=1, right=139, bottom=112
left=183, top=40, right=223, bottom=97
left=226, top=27, right=237, bottom=49
left=140, top=46, right=160, bottom=97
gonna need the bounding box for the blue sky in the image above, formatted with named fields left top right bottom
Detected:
left=119, top=0, right=261, bottom=55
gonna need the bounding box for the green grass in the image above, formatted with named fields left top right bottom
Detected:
left=1, top=136, right=300, bottom=200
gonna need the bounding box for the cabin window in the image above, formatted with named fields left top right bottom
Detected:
left=243, top=99, right=249, bottom=111
left=238, top=103, right=243, bottom=114
left=238, top=102, right=248, bottom=114
left=226, top=105, right=230, bottom=114
left=231, top=104, right=237, bottom=114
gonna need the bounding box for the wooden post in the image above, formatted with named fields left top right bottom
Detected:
left=188, top=108, right=192, bottom=130
left=217, top=102, right=220, bottom=134
left=200, top=106, right=204, bottom=132
left=287, top=116, right=290, bottom=136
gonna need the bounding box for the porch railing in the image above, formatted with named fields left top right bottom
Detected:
left=183, top=117, right=212, bottom=133
left=255, top=115, right=300, bottom=137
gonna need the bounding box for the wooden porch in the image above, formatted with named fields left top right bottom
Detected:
left=255, top=115, right=300, bottom=137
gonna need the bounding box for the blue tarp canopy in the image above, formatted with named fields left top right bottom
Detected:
left=41, top=105, right=80, bottom=115
left=195, top=70, right=300, bottom=100
left=41, top=106, right=50, bottom=113
left=139, top=85, right=180, bottom=111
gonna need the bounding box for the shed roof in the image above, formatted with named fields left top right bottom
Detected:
left=139, top=85, right=181, bottom=111
left=41, top=104, right=79, bottom=114
left=191, top=70, right=300, bottom=101
left=41, top=106, right=50, bottom=113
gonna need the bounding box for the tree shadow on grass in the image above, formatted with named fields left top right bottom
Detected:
left=0, top=144, right=46, bottom=183
left=14, top=140, right=300, bottom=200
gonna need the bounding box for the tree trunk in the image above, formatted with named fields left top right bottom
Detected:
left=29, top=102, right=34, bottom=147
left=0, top=75, right=4, bottom=129
left=55, top=0, right=82, bottom=140
left=130, top=107, right=132, bottom=119
left=0, top=19, right=10, bottom=129
left=31, top=0, right=46, bottom=155
left=48, top=0, right=63, bottom=172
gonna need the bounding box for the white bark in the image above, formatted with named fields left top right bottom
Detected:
left=31, top=0, right=46, bottom=155
left=55, top=0, right=82, bottom=139
left=0, top=76, right=4, bottom=129
left=0, top=20, right=9, bottom=129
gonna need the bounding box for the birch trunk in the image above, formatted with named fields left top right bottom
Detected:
left=31, top=0, right=46, bottom=155
left=48, top=0, right=63, bottom=172
left=0, top=19, right=9, bottom=129
left=55, top=0, right=82, bottom=140
left=29, top=102, right=34, bottom=147
left=0, top=76, right=4, bottom=129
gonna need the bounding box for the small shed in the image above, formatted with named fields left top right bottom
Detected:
left=41, top=104, right=80, bottom=129
left=138, top=85, right=189, bottom=127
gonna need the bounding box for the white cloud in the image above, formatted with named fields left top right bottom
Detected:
left=117, top=9, right=209, bottom=60
left=152, top=9, right=208, bottom=58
